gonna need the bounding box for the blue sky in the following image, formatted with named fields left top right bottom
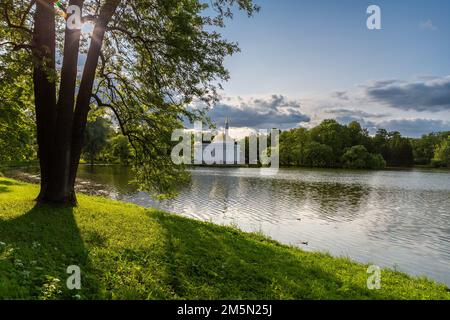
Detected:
left=205, top=0, right=450, bottom=137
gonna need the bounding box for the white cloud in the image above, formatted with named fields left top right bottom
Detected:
left=196, top=76, right=450, bottom=138
left=207, top=94, right=310, bottom=129
left=419, top=20, right=438, bottom=31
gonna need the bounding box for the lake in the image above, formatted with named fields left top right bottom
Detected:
left=10, top=165, right=450, bottom=286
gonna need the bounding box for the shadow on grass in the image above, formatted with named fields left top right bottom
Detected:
left=0, top=180, right=21, bottom=194
left=0, top=203, right=100, bottom=299
left=0, top=180, right=20, bottom=185
left=150, top=212, right=389, bottom=300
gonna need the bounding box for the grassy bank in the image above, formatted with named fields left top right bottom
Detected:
left=0, top=177, right=449, bottom=300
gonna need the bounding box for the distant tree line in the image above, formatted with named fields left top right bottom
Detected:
left=411, top=132, right=450, bottom=168
left=80, top=117, right=450, bottom=169
left=280, top=120, right=450, bottom=169
left=1, top=109, right=449, bottom=170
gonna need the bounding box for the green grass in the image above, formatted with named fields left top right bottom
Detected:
left=0, top=177, right=449, bottom=300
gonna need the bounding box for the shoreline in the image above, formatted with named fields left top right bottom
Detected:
left=3, top=161, right=449, bottom=171
left=0, top=177, right=449, bottom=299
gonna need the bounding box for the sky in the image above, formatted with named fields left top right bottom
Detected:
left=202, top=0, right=450, bottom=138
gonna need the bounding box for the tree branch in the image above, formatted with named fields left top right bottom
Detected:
left=3, top=2, right=33, bottom=34
left=0, top=41, right=33, bottom=52
left=19, top=0, right=36, bottom=27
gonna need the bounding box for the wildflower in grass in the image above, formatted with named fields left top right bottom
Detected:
left=14, top=259, right=24, bottom=268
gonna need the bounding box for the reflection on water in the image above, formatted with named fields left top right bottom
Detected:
left=11, top=165, right=450, bottom=286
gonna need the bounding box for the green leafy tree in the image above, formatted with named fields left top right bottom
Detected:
left=373, top=129, right=390, bottom=161
left=309, top=119, right=351, bottom=164
left=1, top=0, right=258, bottom=205
left=367, top=153, right=386, bottom=169
left=341, top=145, right=370, bottom=169
left=411, top=132, right=450, bottom=165
left=279, top=131, right=296, bottom=165
left=0, top=73, right=35, bottom=163
left=304, top=142, right=334, bottom=168
left=279, top=127, right=310, bottom=166
left=386, top=132, right=414, bottom=167
left=108, top=135, right=132, bottom=165
left=347, top=121, right=373, bottom=152
left=374, top=130, right=413, bottom=167
left=83, top=116, right=112, bottom=165
left=433, top=137, right=450, bottom=167
left=341, top=145, right=386, bottom=169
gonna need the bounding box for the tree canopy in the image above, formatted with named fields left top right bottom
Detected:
left=432, top=136, right=450, bottom=167
left=0, top=0, right=258, bottom=204
left=279, top=119, right=418, bottom=169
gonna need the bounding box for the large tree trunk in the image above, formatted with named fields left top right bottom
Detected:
left=47, top=0, right=84, bottom=205
left=33, top=0, right=84, bottom=206
left=68, top=0, right=120, bottom=194
left=32, top=0, right=119, bottom=206
left=33, top=0, right=58, bottom=203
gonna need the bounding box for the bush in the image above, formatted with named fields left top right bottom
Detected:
left=431, top=159, right=444, bottom=168
left=304, top=142, right=334, bottom=168
left=342, top=145, right=370, bottom=169
left=342, top=145, right=386, bottom=169
left=368, top=153, right=386, bottom=169
left=433, top=137, right=450, bottom=168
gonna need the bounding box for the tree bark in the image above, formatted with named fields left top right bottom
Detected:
left=33, top=0, right=57, bottom=203
left=32, top=0, right=119, bottom=206
left=68, top=0, right=120, bottom=195
left=46, top=0, right=84, bottom=205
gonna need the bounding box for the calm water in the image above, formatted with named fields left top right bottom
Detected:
left=13, top=165, right=450, bottom=286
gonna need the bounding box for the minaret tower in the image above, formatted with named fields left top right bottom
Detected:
left=225, top=117, right=230, bottom=138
